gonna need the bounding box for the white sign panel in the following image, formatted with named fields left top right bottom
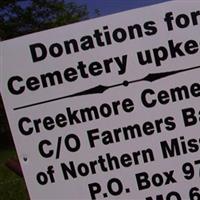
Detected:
left=1, top=1, right=200, bottom=199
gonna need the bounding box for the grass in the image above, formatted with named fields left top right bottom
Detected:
left=0, top=148, right=28, bottom=200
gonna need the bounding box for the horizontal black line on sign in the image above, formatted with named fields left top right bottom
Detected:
left=13, top=65, right=200, bottom=111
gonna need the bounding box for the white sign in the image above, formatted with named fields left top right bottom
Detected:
left=1, top=1, right=200, bottom=199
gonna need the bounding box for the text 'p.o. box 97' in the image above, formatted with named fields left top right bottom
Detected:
left=1, top=1, right=200, bottom=199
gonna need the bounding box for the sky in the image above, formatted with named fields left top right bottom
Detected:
left=68, top=0, right=172, bottom=17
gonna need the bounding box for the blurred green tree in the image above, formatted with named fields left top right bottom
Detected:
left=0, top=0, right=88, bottom=40
left=0, top=95, right=13, bottom=148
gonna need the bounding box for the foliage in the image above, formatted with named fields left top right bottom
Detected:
left=0, top=149, right=28, bottom=200
left=0, top=0, right=88, bottom=40
left=0, top=96, right=13, bottom=149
